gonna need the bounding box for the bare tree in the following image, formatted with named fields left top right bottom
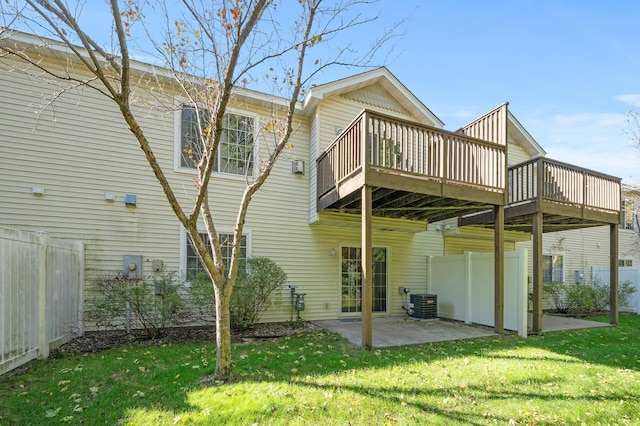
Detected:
left=627, top=109, right=640, bottom=152
left=623, top=110, right=640, bottom=250
left=0, top=0, right=398, bottom=381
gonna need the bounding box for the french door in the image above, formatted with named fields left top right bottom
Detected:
left=341, top=246, right=387, bottom=313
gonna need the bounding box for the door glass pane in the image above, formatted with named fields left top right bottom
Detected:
left=373, top=248, right=387, bottom=312
left=341, top=246, right=387, bottom=313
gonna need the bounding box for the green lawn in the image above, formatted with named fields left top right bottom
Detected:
left=1, top=315, right=639, bottom=425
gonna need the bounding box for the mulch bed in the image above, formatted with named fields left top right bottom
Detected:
left=50, top=322, right=321, bottom=356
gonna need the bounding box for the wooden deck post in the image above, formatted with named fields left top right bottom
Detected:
left=494, top=205, right=504, bottom=334
left=610, top=223, right=619, bottom=325
left=532, top=211, right=543, bottom=334
left=361, top=184, right=373, bottom=349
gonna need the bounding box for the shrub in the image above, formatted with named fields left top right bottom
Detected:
left=188, top=257, right=288, bottom=331
left=543, top=281, right=571, bottom=314
left=618, top=280, right=638, bottom=310
left=89, top=271, right=189, bottom=338
left=569, top=279, right=637, bottom=315
left=566, top=283, right=607, bottom=315
left=231, top=257, right=287, bottom=331
left=544, top=278, right=637, bottom=316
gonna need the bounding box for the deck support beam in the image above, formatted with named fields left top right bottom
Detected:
left=532, top=211, right=543, bottom=334
left=610, top=223, right=619, bottom=325
left=494, top=205, right=505, bottom=334
left=361, top=184, right=373, bottom=349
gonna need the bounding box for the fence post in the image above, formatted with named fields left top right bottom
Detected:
left=37, top=231, right=49, bottom=359
left=464, top=252, right=472, bottom=324
left=517, top=248, right=528, bottom=338
left=610, top=223, right=619, bottom=325
left=74, top=241, right=85, bottom=336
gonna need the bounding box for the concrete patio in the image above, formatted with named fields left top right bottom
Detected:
left=313, top=315, right=611, bottom=348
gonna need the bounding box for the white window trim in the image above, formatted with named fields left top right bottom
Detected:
left=337, top=243, right=391, bottom=316
left=179, top=225, right=253, bottom=284
left=173, top=105, right=259, bottom=181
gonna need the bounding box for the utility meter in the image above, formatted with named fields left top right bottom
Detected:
left=123, top=255, right=142, bottom=279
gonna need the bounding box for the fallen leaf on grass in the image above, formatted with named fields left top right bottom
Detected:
left=45, top=408, right=61, bottom=418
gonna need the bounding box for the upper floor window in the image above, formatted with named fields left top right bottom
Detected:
left=179, top=106, right=255, bottom=176
left=542, top=254, right=564, bottom=283
left=621, top=199, right=637, bottom=231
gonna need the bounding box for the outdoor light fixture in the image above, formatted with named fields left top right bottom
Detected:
left=330, top=248, right=337, bottom=258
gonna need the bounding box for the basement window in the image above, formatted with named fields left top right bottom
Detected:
left=542, top=254, right=564, bottom=283
left=185, top=232, right=247, bottom=281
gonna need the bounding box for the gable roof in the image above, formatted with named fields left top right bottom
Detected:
left=302, top=67, right=444, bottom=128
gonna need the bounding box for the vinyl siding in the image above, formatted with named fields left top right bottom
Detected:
left=514, top=226, right=627, bottom=309
left=507, top=137, right=532, bottom=166
left=619, top=228, right=640, bottom=265
left=445, top=233, right=518, bottom=256
left=0, top=57, right=311, bottom=325
left=275, top=83, right=443, bottom=321
left=4, top=50, right=629, bottom=329
left=516, top=226, right=635, bottom=285
left=1, top=55, right=447, bottom=326
left=259, top=225, right=444, bottom=321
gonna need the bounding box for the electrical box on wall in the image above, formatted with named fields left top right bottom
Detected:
left=123, top=254, right=143, bottom=280
left=152, top=259, right=164, bottom=272
left=291, top=160, right=305, bottom=175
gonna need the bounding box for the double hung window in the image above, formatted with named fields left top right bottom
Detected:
left=185, top=232, right=247, bottom=281
left=542, top=254, right=564, bottom=283
left=622, top=199, right=637, bottom=231
left=179, top=106, right=254, bottom=176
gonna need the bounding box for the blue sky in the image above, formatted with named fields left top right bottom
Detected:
left=9, top=1, right=639, bottom=183
left=359, top=1, right=640, bottom=183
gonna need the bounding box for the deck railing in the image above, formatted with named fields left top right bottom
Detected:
left=508, top=157, right=621, bottom=212
left=458, top=102, right=508, bottom=145
left=317, top=110, right=507, bottom=200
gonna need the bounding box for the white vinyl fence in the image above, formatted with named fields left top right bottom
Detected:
left=427, top=249, right=528, bottom=337
left=1, top=227, right=84, bottom=375
left=591, top=266, right=640, bottom=314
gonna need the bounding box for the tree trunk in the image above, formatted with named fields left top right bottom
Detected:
left=213, top=283, right=233, bottom=381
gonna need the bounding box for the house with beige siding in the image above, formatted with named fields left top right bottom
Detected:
left=0, top=31, right=624, bottom=345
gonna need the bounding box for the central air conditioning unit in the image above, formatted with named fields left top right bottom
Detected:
left=410, top=294, right=438, bottom=320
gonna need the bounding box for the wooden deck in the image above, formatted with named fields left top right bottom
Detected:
left=459, top=157, right=621, bottom=232
left=315, top=106, right=621, bottom=340
left=316, top=109, right=508, bottom=222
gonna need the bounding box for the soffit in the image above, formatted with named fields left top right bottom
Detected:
left=507, top=110, right=546, bottom=158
